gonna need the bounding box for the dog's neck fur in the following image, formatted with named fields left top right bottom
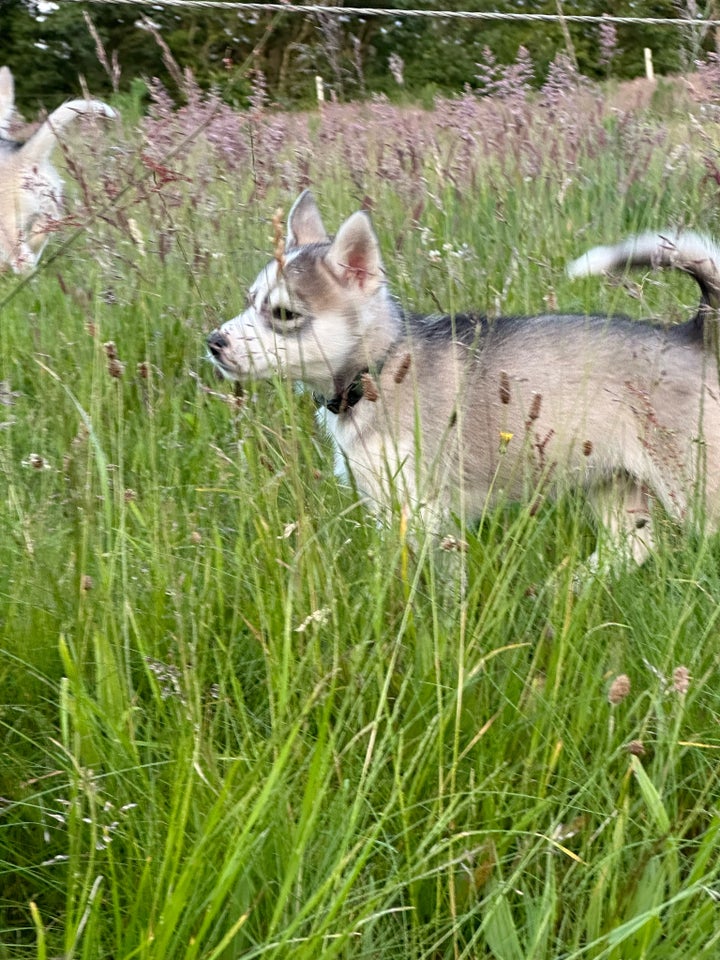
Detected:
left=314, top=293, right=403, bottom=412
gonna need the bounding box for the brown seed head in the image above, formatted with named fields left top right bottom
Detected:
left=608, top=673, right=631, bottom=705
left=361, top=373, right=379, bottom=402
left=394, top=353, right=412, bottom=385
left=107, top=358, right=125, bottom=379
left=272, top=207, right=286, bottom=271
left=544, top=289, right=558, bottom=311
left=672, top=666, right=690, bottom=695
left=528, top=392, right=542, bottom=421
left=440, top=535, right=468, bottom=552
left=499, top=370, right=511, bottom=405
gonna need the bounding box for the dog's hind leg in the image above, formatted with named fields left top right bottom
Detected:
left=585, top=475, right=656, bottom=573
left=0, top=66, right=14, bottom=135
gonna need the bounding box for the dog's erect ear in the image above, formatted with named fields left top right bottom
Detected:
left=0, top=66, right=15, bottom=135
left=286, top=190, right=330, bottom=248
left=325, top=210, right=383, bottom=294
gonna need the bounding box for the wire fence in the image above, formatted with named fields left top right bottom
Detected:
left=69, top=0, right=720, bottom=30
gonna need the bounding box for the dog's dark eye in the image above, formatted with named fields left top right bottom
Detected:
left=271, top=305, right=302, bottom=323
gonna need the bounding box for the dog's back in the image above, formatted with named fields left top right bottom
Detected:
left=325, top=307, right=718, bottom=535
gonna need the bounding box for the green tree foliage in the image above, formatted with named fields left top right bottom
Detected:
left=0, top=0, right=710, bottom=114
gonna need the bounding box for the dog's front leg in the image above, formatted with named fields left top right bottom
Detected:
left=585, top=475, right=656, bottom=575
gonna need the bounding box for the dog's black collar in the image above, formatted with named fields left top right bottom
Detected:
left=313, top=360, right=386, bottom=415
left=313, top=369, right=369, bottom=415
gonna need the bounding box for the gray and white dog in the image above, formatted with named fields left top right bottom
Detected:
left=0, top=66, right=116, bottom=273
left=207, top=190, right=720, bottom=568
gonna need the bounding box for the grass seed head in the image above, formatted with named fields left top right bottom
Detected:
left=528, top=392, right=542, bottom=421
left=440, top=535, right=468, bottom=552
left=394, top=353, right=412, bottom=385
left=608, top=673, right=631, bottom=705
left=499, top=370, right=511, bottom=404
left=673, top=665, right=690, bottom=695
left=272, top=207, right=285, bottom=271
left=361, top=373, right=379, bottom=402
left=107, top=357, right=125, bottom=379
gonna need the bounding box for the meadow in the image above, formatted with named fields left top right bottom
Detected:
left=2, top=62, right=720, bottom=959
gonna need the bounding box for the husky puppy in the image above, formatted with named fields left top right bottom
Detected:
left=0, top=66, right=116, bottom=273
left=207, top=191, right=720, bottom=567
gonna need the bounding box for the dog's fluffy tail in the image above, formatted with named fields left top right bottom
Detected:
left=567, top=231, right=720, bottom=312
left=21, top=100, right=117, bottom=165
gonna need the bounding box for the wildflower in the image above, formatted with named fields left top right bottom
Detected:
left=598, top=17, right=619, bottom=68
left=145, top=656, right=184, bottom=701
left=388, top=53, right=404, bottom=86
left=42, top=854, right=70, bottom=866
left=499, top=431, right=513, bottom=450
left=440, top=535, right=468, bottom=552
left=22, top=453, right=51, bottom=470
left=294, top=608, right=331, bottom=633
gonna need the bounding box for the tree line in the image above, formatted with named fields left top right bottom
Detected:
left=0, top=0, right=712, bottom=113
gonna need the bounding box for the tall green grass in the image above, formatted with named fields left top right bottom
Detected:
left=1, top=81, right=720, bottom=959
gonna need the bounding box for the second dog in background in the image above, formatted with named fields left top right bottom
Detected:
left=0, top=66, right=116, bottom=274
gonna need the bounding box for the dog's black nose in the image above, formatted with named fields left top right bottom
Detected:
left=207, top=330, right=229, bottom=357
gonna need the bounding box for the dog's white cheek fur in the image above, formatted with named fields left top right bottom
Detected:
left=214, top=311, right=288, bottom=379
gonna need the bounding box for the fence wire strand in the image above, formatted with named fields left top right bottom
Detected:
left=68, top=0, right=720, bottom=30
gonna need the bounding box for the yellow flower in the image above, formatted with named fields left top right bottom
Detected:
left=499, top=431, right=514, bottom=450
